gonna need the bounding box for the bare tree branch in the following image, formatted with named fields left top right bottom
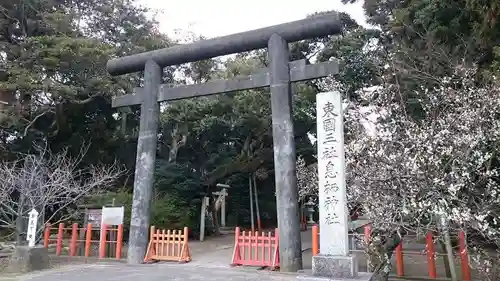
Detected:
left=0, top=141, right=127, bottom=240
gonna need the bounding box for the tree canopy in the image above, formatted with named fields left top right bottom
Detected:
left=1, top=0, right=499, bottom=280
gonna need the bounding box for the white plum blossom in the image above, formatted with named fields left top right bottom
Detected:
left=298, top=65, right=500, bottom=280
left=343, top=66, right=500, bottom=280
left=296, top=157, right=318, bottom=201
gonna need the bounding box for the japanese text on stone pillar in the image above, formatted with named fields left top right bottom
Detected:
left=321, top=101, right=341, bottom=225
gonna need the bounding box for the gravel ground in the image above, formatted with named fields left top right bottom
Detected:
left=0, top=255, right=123, bottom=279
left=1, top=262, right=301, bottom=281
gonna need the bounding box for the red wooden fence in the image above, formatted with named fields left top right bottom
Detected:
left=231, top=227, right=279, bottom=269
left=312, top=224, right=472, bottom=280
left=43, top=223, right=124, bottom=259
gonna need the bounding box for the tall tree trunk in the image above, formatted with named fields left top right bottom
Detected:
left=168, top=123, right=188, bottom=163
left=252, top=173, right=261, bottom=231
left=248, top=174, right=255, bottom=232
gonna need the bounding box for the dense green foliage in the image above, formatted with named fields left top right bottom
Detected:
left=1, top=0, right=499, bottom=248
left=0, top=0, right=378, bottom=234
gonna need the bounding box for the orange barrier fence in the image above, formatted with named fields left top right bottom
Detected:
left=43, top=223, right=124, bottom=259
left=312, top=224, right=472, bottom=281
left=231, top=226, right=279, bottom=270
left=144, top=226, right=191, bottom=263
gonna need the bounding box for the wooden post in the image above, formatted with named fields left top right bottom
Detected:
left=56, top=223, right=64, bottom=256
left=99, top=224, right=108, bottom=258
left=312, top=224, right=319, bottom=256
left=199, top=197, right=208, bottom=242
left=150, top=225, right=155, bottom=241
left=85, top=223, right=92, bottom=257
left=234, top=226, right=240, bottom=255
left=108, top=199, right=117, bottom=257
left=220, top=192, right=226, bottom=227
left=459, top=231, right=471, bottom=281
left=69, top=223, right=78, bottom=256
left=364, top=224, right=372, bottom=272
left=116, top=224, right=124, bottom=259
left=43, top=223, right=51, bottom=248
left=183, top=226, right=189, bottom=254
left=78, top=208, right=89, bottom=256
left=426, top=232, right=437, bottom=278
left=363, top=224, right=371, bottom=245
left=396, top=243, right=404, bottom=276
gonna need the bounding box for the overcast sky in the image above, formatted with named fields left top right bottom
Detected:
left=136, top=0, right=368, bottom=40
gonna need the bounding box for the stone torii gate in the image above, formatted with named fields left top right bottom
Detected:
left=107, top=13, right=342, bottom=271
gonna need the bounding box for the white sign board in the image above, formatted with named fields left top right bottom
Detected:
left=101, top=206, right=124, bottom=225
left=316, top=91, right=349, bottom=256
left=26, top=208, right=39, bottom=247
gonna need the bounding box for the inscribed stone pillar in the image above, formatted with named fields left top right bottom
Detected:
left=316, top=91, right=349, bottom=256
left=297, top=91, right=373, bottom=281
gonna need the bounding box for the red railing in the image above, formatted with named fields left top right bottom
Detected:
left=311, top=224, right=472, bottom=280
left=43, top=223, right=124, bottom=259
left=231, top=227, right=279, bottom=269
